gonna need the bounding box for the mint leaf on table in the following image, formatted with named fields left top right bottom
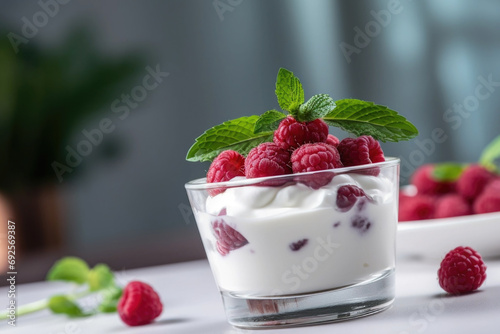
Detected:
left=322, top=99, right=419, bottom=142
left=47, top=257, right=90, bottom=284
left=98, top=286, right=123, bottom=313
left=0, top=256, right=124, bottom=321
left=297, top=94, right=336, bottom=122
left=48, top=295, right=87, bottom=317
left=254, top=110, right=286, bottom=133
left=479, top=135, right=500, bottom=173
left=433, top=163, right=466, bottom=181
left=88, top=264, right=115, bottom=292
left=186, top=116, right=274, bottom=162
left=275, top=68, right=304, bottom=114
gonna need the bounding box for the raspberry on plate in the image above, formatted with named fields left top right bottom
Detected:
left=118, top=281, right=163, bottom=326
left=207, top=150, right=246, bottom=196
left=411, top=164, right=456, bottom=195
left=337, top=135, right=385, bottom=167
left=291, top=143, right=342, bottom=188
left=457, top=165, right=494, bottom=200
left=273, top=116, right=328, bottom=151
left=435, top=194, right=472, bottom=219
left=336, top=185, right=368, bottom=212
left=212, top=219, right=249, bottom=256
left=473, top=188, right=500, bottom=214
left=325, top=134, right=340, bottom=147
left=245, top=142, right=291, bottom=178
left=438, top=246, right=487, bottom=294
left=398, top=194, right=435, bottom=222
left=474, top=177, right=500, bottom=214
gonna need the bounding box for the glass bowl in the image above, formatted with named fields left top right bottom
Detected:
left=185, top=158, right=400, bottom=328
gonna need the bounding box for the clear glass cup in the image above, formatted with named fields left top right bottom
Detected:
left=185, top=158, right=400, bottom=328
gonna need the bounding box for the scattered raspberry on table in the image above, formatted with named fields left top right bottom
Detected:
left=437, top=246, right=487, bottom=295
left=118, top=281, right=163, bottom=326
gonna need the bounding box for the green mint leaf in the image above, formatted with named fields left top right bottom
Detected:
left=297, top=94, right=335, bottom=122
left=186, top=116, right=273, bottom=162
left=88, top=264, right=114, bottom=292
left=98, top=286, right=123, bottom=313
left=275, top=68, right=304, bottom=114
left=479, top=135, right=500, bottom=173
left=432, top=163, right=466, bottom=182
left=322, top=99, right=419, bottom=142
left=47, top=257, right=90, bottom=284
left=48, top=295, right=86, bottom=317
left=254, top=110, right=286, bottom=133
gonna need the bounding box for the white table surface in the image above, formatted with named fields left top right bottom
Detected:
left=1, top=256, right=499, bottom=334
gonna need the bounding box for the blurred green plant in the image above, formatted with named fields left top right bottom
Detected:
left=0, top=29, right=143, bottom=192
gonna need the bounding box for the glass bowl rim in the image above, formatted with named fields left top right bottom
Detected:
left=185, top=157, right=399, bottom=190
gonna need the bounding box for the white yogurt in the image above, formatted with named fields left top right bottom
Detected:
left=194, top=173, right=397, bottom=297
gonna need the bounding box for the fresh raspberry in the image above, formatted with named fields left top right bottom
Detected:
left=398, top=195, right=435, bottom=222
left=483, top=177, right=500, bottom=195
left=207, top=150, right=245, bottom=196
left=435, top=194, right=472, bottom=219
left=291, top=143, right=342, bottom=188
left=325, top=134, right=340, bottom=147
left=291, top=143, right=343, bottom=173
left=336, top=185, right=368, bottom=212
left=398, top=191, right=412, bottom=206
left=337, top=135, right=385, bottom=176
left=118, top=281, right=163, bottom=326
left=473, top=183, right=500, bottom=213
left=411, top=164, right=456, bottom=195
left=438, top=246, right=487, bottom=294
left=245, top=142, right=291, bottom=178
left=212, top=219, right=248, bottom=256
left=273, top=116, right=328, bottom=151
left=457, top=165, right=494, bottom=200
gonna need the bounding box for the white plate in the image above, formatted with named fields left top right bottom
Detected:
left=397, top=211, right=500, bottom=259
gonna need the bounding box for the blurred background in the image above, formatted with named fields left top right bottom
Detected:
left=0, top=0, right=499, bottom=284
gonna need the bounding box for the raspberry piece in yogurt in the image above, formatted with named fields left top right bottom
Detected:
left=212, top=219, right=249, bottom=256
left=336, top=185, right=369, bottom=212
left=289, top=239, right=308, bottom=251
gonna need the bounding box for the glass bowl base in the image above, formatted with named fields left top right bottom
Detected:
left=221, top=268, right=395, bottom=329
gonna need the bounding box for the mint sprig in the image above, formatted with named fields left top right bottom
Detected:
left=275, top=68, right=304, bottom=114
left=254, top=110, right=286, bottom=134
left=298, top=94, right=336, bottom=122
left=323, top=99, right=419, bottom=142
left=48, top=295, right=87, bottom=317
left=186, top=67, right=419, bottom=162
left=47, top=257, right=90, bottom=284
left=0, top=257, right=122, bottom=321
left=186, top=116, right=273, bottom=162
